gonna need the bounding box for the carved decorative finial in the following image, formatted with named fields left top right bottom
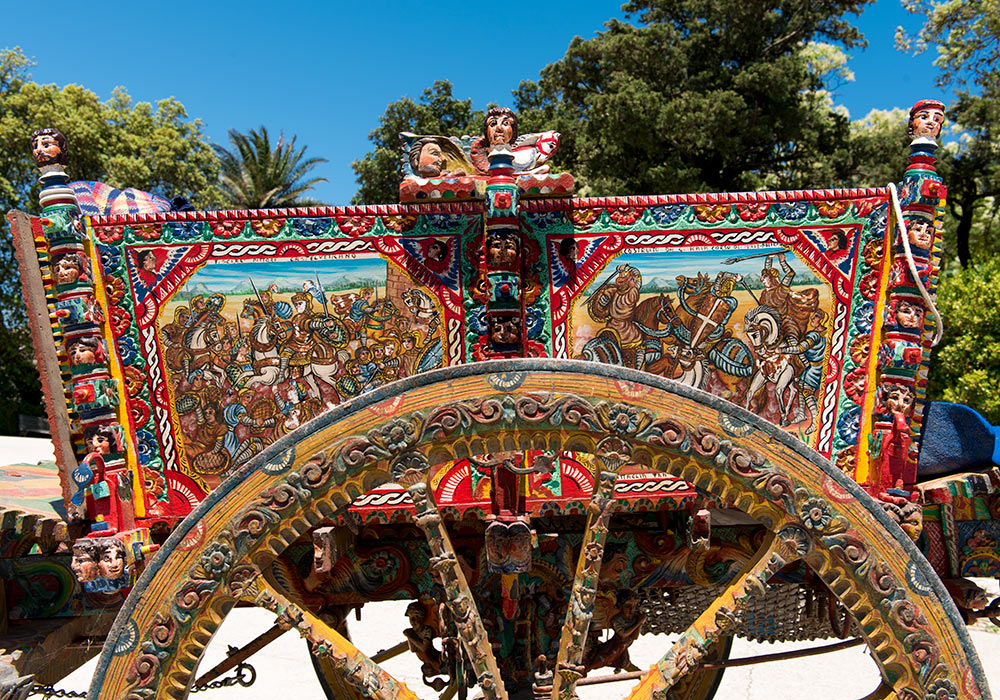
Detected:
left=30, top=127, right=69, bottom=169
left=907, top=99, right=946, bottom=143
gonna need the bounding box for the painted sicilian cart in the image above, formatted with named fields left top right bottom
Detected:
left=3, top=100, right=999, bottom=700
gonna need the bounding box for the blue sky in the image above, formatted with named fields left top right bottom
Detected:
left=3, top=1, right=950, bottom=205
left=181, top=257, right=387, bottom=293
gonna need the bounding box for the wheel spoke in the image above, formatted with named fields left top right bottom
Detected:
left=624, top=528, right=805, bottom=699
left=404, top=476, right=509, bottom=700
left=256, top=576, right=420, bottom=700
left=552, top=452, right=625, bottom=699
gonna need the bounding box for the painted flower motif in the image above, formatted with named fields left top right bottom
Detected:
left=337, top=216, right=375, bottom=235
left=605, top=403, right=642, bottom=436
left=424, top=213, right=462, bottom=230
left=649, top=204, right=686, bottom=225
left=609, top=207, right=643, bottom=225
left=97, top=244, right=122, bottom=274
left=569, top=209, right=599, bottom=228
left=130, top=397, right=151, bottom=428
left=118, top=337, right=139, bottom=365
left=850, top=335, right=871, bottom=366
left=773, top=201, right=809, bottom=220
left=854, top=301, right=875, bottom=333
left=213, top=221, right=245, bottom=238
left=95, top=225, right=124, bottom=243
left=290, top=217, right=332, bottom=237
left=814, top=199, right=848, bottom=218
left=525, top=211, right=564, bottom=229
left=166, top=221, right=203, bottom=240
left=136, top=429, right=157, bottom=465
left=736, top=202, right=770, bottom=222
left=493, top=192, right=513, bottom=210
left=693, top=204, right=732, bottom=223
left=525, top=307, right=544, bottom=340
left=924, top=679, right=957, bottom=700
left=382, top=215, right=417, bottom=233
left=123, top=366, right=146, bottom=398
left=835, top=447, right=857, bottom=474
left=869, top=203, right=889, bottom=237
left=200, top=542, right=233, bottom=580
left=378, top=419, right=415, bottom=453
left=837, top=406, right=861, bottom=446
left=110, top=307, right=132, bottom=336
left=106, top=276, right=126, bottom=306
left=859, top=271, right=880, bottom=300
left=862, top=239, right=884, bottom=270
left=854, top=197, right=881, bottom=217
left=800, top=497, right=832, bottom=530
left=132, top=224, right=160, bottom=241
left=844, top=366, right=868, bottom=405
left=250, top=218, right=285, bottom=238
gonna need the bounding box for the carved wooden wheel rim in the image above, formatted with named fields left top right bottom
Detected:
left=89, top=360, right=990, bottom=700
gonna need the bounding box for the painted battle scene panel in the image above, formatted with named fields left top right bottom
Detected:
left=566, top=245, right=836, bottom=449
left=156, top=254, right=446, bottom=491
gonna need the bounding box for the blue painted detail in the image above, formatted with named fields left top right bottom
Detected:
left=262, top=447, right=295, bottom=475
left=917, top=402, right=1000, bottom=477
left=488, top=372, right=526, bottom=392
left=112, top=620, right=140, bottom=655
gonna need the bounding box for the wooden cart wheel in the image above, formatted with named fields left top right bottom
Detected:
left=88, top=360, right=991, bottom=700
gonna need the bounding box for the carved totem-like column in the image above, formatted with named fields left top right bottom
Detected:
left=869, top=100, right=947, bottom=498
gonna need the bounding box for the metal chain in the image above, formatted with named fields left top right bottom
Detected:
left=29, top=685, right=87, bottom=699
left=29, top=660, right=256, bottom=699
left=191, top=661, right=257, bottom=693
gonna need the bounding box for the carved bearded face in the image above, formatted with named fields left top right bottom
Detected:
left=31, top=134, right=63, bottom=166
left=416, top=142, right=446, bottom=177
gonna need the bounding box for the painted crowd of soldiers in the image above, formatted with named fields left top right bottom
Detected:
left=160, top=280, right=441, bottom=486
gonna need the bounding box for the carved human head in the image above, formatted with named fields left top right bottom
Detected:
left=53, top=253, right=84, bottom=285
left=883, top=382, right=915, bottom=416
left=99, top=539, right=127, bottom=579
left=894, top=299, right=926, bottom=329
left=30, top=128, right=69, bottom=167
left=71, top=539, right=100, bottom=582
left=908, top=100, right=946, bottom=140
left=68, top=336, right=102, bottom=366
left=409, top=137, right=447, bottom=177
left=484, top=107, right=518, bottom=147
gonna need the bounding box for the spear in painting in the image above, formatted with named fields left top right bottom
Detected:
left=314, top=271, right=330, bottom=317
left=722, top=250, right=780, bottom=265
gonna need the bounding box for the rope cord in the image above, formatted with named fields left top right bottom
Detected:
left=887, top=182, right=944, bottom=346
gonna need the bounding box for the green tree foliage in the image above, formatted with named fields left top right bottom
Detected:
left=351, top=81, right=484, bottom=204
left=214, top=127, right=328, bottom=208
left=928, top=257, right=1000, bottom=423
left=0, top=47, right=223, bottom=434
left=898, top=0, right=1000, bottom=268
left=513, top=0, right=871, bottom=195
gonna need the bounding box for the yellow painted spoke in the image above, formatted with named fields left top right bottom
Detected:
left=257, top=577, right=421, bottom=700
left=625, top=530, right=802, bottom=700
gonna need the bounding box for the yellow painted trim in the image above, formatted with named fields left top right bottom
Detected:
left=84, top=218, right=146, bottom=518
left=855, top=209, right=896, bottom=486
